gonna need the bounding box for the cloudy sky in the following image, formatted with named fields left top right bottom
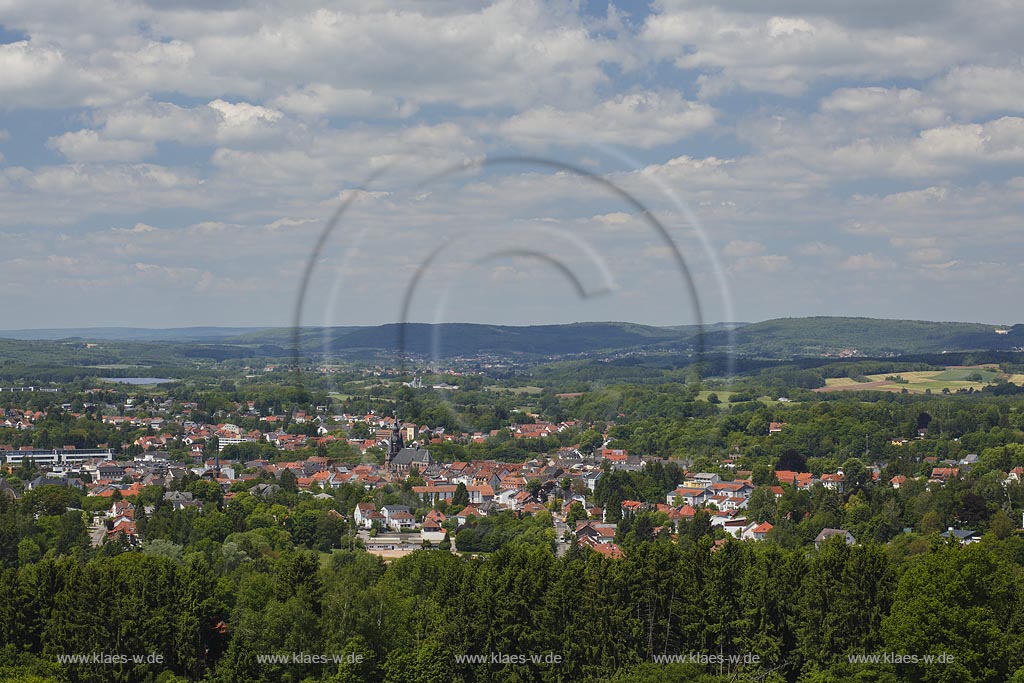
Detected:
left=1, top=0, right=1022, bottom=329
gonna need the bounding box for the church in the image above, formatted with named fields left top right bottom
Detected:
left=384, top=418, right=434, bottom=475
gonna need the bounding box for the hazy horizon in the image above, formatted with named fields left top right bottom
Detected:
left=0, top=314, right=1015, bottom=336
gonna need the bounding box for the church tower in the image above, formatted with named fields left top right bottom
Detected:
left=385, top=414, right=404, bottom=469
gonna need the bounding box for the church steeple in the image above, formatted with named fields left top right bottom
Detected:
left=385, top=412, right=404, bottom=468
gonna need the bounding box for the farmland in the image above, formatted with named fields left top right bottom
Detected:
left=816, top=365, right=1004, bottom=394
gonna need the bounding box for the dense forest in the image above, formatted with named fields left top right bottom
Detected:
left=2, top=515, right=1023, bottom=683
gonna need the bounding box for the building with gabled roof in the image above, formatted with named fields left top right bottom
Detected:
left=814, top=528, right=856, bottom=547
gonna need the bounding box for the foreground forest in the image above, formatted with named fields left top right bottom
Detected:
left=1, top=531, right=1022, bottom=683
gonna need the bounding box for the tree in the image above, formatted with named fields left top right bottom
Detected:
left=841, top=458, right=869, bottom=495
left=919, top=509, right=943, bottom=535
left=279, top=468, right=298, bottom=494
left=751, top=463, right=778, bottom=487
left=142, top=539, right=184, bottom=563
left=989, top=510, right=1015, bottom=540
left=578, top=429, right=605, bottom=454
left=17, top=538, right=41, bottom=565
left=777, top=448, right=808, bottom=472
left=746, top=487, right=778, bottom=524
left=566, top=501, right=587, bottom=528
left=451, top=483, right=469, bottom=508
left=957, top=492, right=991, bottom=527
left=686, top=510, right=713, bottom=541
left=882, top=545, right=1016, bottom=682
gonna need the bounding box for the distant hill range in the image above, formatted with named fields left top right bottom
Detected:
left=701, top=317, right=1023, bottom=357
left=0, top=317, right=1020, bottom=359
left=0, top=327, right=272, bottom=342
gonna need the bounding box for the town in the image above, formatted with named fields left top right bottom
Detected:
left=3, top=372, right=1019, bottom=564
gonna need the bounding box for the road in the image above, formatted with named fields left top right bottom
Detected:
left=554, top=520, right=570, bottom=557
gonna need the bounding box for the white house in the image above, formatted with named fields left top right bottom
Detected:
left=381, top=504, right=416, bottom=532
left=668, top=487, right=708, bottom=507
left=741, top=521, right=774, bottom=541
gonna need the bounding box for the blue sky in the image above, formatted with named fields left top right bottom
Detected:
left=0, top=0, right=1022, bottom=329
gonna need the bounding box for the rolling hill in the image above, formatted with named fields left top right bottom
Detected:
left=701, top=317, right=1021, bottom=357
left=0, top=317, right=1020, bottom=360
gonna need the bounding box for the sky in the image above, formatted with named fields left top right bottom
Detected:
left=0, top=0, right=1022, bottom=329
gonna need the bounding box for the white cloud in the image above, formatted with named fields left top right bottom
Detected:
left=820, top=87, right=947, bottom=128
left=800, top=116, right=1024, bottom=178
left=732, top=254, right=790, bottom=273
left=2, top=0, right=1024, bottom=325
left=642, top=7, right=959, bottom=97
left=723, top=240, right=765, bottom=258
left=47, top=130, right=155, bottom=162
left=797, top=242, right=839, bottom=257
left=0, top=163, right=205, bottom=227
left=0, top=1, right=632, bottom=111
left=931, top=65, right=1024, bottom=117
left=11, top=163, right=197, bottom=194
left=907, top=247, right=949, bottom=263
left=842, top=253, right=895, bottom=270
left=271, top=84, right=417, bottom=119
left=500, top=92, right=714, bottom=149
left=100, top=100, right=218, bottom=142
left=0, top=41, right=87, bottom=108
left=213, top=122, right=477, bottom=180
left=889, top=236, right=936, bottom=248
left=96, top=98, right=285, bottom=146
left=42, top=98, right=289, bottom=161
left=641, top=1, right=1023, bottom=98
left=877, top=186, right=949, bottom=207
left=206, top=99, right=284, bottom=135
left=112, top=222, right=160, bottom=235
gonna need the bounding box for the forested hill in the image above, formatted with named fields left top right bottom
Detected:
left=287, top=322, right=691, bottom=357
left=0, top=327, right=274, bottom=342
left=699, top=316, right=1023, bottom=357
left=0, top=323, right=699, bottom=359
left=0, top=317, right=1021, bottom=359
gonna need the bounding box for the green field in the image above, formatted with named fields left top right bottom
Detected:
left=930, top=367, right=999, bottom=381
left=486, top=386, right=545, bottom=395
left=697, top=390, right=790, bottom=407
left=821, top=377, right=863, bottom=387
left=820, top=366, right=1003, bottom=394
left=697, top=390, right=734, bottom=402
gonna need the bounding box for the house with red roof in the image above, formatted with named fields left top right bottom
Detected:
left=454, top=505, right=487, bottom=525
left=742, top=521, right=774, bottom=541
left=579, top=535, right=624, bottom=559
left=421, top=509, right=448, bottom=543
left=930, top=467, right=960, bottom=484
left=668, top=487, right=708, bottom=507
left=820, top=472, right=845, bottom=493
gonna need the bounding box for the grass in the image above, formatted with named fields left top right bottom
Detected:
left=930, top=368, right=998, bottom=381
left=697, top=390, right=789, bottom=407
left=823, top=378, right=863, bottom=387
left=819, top=365, right=1003, bottom=394
left=486, top=386, right=545, bottom=395
left=697, top=390, right=735, bottom=402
